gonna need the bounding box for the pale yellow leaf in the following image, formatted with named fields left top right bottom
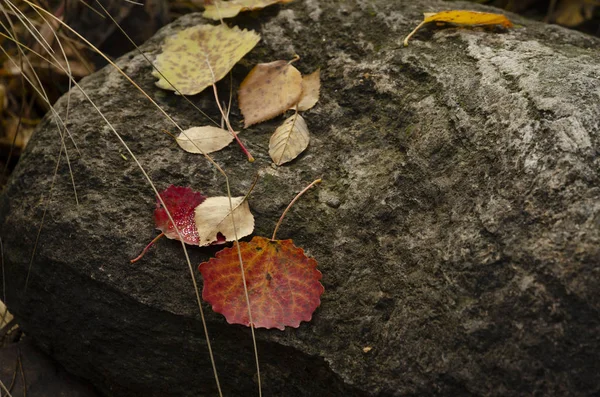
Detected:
left=195, top=196, right=255, bottom=246
left=269, top=113, right=310, bottom=166
left=239, top=60, right=303, bottom=127
left=176, top=126, right=235, bottom=154
left=153, top=24, right=260, bottom=95
left=296, top=69, right=320, bottom=111
left=203, top=0, right=294, bottom=20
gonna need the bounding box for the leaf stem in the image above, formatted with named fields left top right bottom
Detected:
left=404, top=20, right=427, bottom=46
left=130, top=232, right=165, bottom=264
left=271, top=179, right=322, bottom=241
left=207, top=60, right=254, bottom=162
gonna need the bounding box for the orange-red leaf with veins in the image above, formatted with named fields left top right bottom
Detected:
left=154, top=185, right=206, bottom=245
left=199, top=236, right=324, bottom=330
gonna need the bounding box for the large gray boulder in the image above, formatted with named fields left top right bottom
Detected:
left=2, top=0, right=599, bottom=395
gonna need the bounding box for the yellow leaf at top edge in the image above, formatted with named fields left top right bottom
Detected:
left=423, top=10, right=513, bottom=27
left=404, top=10, right=513, bottom=46
left=203, top=0, right=294, bottom=20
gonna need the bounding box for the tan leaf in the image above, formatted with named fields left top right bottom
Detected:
left=238, top=60, right=303, bottom=127
left=269, top=113, right=310, bottom=166
left=296, top=69, right=320, bottom=111
left=195, top=196, right=255, bottom=246
left=176, top=126, right=235, bottom=154
left=203, top=0, right=294, bottom=20
left=153, top=24, right=260, bottom=95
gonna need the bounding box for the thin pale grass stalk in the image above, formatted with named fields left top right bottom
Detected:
left=17, top=2, right=264, bottom=394
left=0, top=379, right=14, bottom=397
left=0, top=19, right=81, bottom=291
left=92, top=0, right=219, bottom=126
left=5, top=29, right=226, bottom=393
left=94, top=0, right=253, bottom=160
left=0, top=5, right=96, bottom=75
left=205, top=60, right=261, bottom=397
left=1, top=236, right=5, bottom=304
left=272, top=179, right=322, bottom=241
left=1, top=4, right=80, bottom=192
left=209, top=74, right=254, bottom=161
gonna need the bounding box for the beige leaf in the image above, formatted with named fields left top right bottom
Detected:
left=195, top=196, right=255, bottom=246
left=203, top=0, right=294, bottom=20
left=176, top=126, right=235, bottom=154
left=269, top=113, right=310, bottom=166
left=238, top=60, right=303, bottom=127
left=296, top=69, right=321, bottom=111
left=152, top=24, right=260, bottom=95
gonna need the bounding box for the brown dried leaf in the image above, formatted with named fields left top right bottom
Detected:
left=269, top=113, right=310, bottom=166
left=296, top=69, right=320, bottom=111
left=238, top=60, right=302, bottom=127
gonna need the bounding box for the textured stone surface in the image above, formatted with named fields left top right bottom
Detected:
left=1, top=1, right=599, bottom=396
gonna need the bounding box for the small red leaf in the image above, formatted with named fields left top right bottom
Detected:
left=154, top=185, right=206, bottom=245
left=199, top=236, right=324, bottom=330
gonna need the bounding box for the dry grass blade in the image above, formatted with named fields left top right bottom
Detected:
left=17, top=1, right=266, bottom=394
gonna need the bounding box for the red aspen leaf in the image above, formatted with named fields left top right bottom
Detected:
left=203, top=0, right=294, bottom=20
left=296, top=68, right=320, bottom=111
left=404, top=10, right=513, bottom=46
left=199, top=236, right=324, bottom=330
left=238, top=60, right=303, bottom=128
left=154, top=185, right=206, bottom=245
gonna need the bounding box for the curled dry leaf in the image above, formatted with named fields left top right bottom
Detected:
left=176, top=126, right=235, bottom=154
left=238, top=60, right=303, bottom=127
left=194, top=196, right=254, bottom=246
left=153, top=24, right=260, bottom=95
left=203, top=0, right=294, bottom=20
left=199, top=236, right=324, bottom=330
left=154, top=185, right=206, bottom=245
left=269, top=113, right=309, bottom=166
left=404, top=10, right=513, bottom=46
left=296, top=69, right=320, bottom=111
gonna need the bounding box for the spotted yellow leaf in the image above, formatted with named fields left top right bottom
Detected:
left=404, top=10, right=513, bottom=46
left=153, top=24, right=260, bottom=95
left=238, top=60, right=303, bottom=127
left=203, top=0, right=294, bottom=20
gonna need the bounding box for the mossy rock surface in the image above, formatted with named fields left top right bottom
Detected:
left=1, top=1, right=599, bottom=396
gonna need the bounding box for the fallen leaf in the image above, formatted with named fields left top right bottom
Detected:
left=176, top=126, right=235, bottom=154
left=553, top=0, right=595, bottom=26
left=194, top=196, right=254, bottom=246
left=154, top=185, right=206, bottom=245
left=296, top=69, right=320, bottom=111
left=269, top=113, right=310, bottom=165
left=404, top=10, right=513, bottom=46
left=199, top=236, right=324, bottom=330
left=153, top=24, right=260, bottom=95
left=238, top=59, right=303, bottom=127
left=203, top=0, right=294, bottom=20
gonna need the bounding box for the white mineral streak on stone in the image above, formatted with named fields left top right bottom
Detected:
left=304, top=0, right=322, bottom=21
left=466, top=36, right=596, bottom=155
